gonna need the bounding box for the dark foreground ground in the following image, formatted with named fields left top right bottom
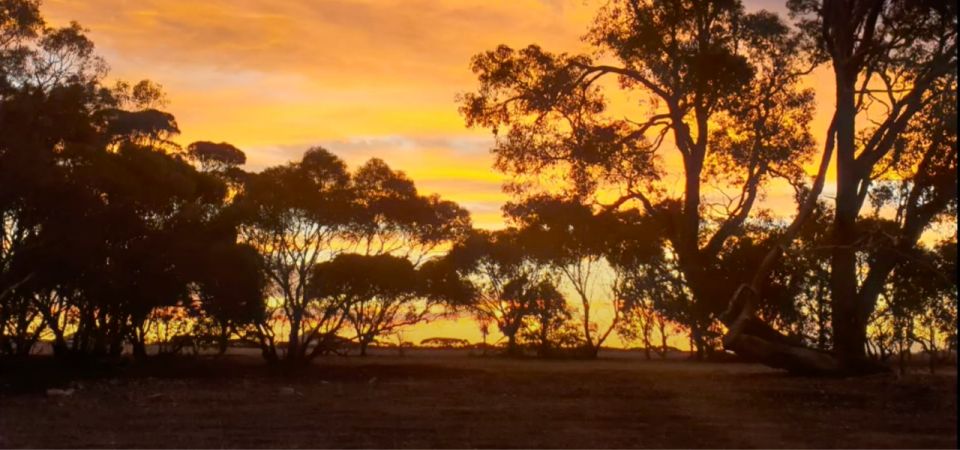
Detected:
left=0, top=350, right=956, bottom=449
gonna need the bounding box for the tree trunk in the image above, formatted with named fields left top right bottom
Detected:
left=831, top=67, right=870, bottom=368
left=261, top=346, right=278, bottom=363
left=287, top=312, right=302, bottom=361
left=691, top=326, right=706, bottom=361
left=217, top=328, right=229, bottom=356
left=108, top=316, right=125, bottom=358
left=132, top=340, right=147, bottom=360
left=505, top=333, right=519, bottom=356
left=581, top=298, right=594, bottom=352
left=538, top=325, right=550, bottom=358
left=722, top=286, right=888, bottom=376
left=898, top=344, right=907, bottom=377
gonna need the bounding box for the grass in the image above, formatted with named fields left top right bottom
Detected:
left=0, top=350, right=955, bottom=448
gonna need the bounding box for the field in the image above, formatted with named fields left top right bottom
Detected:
left=0, top=350, right=956, bottom=449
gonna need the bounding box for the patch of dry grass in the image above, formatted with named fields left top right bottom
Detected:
left=0, top=353, right=955, bottom=448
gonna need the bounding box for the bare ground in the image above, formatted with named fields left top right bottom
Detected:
left=0, top=351, right=955, bottom=448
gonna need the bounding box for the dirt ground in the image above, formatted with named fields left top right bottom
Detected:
left=0, top=350, right=956, bottom=449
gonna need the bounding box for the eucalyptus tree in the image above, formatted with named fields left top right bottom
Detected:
left=517, top=280, right=577, bottom=357
left=0, top=1, right=213, bottom=357
left=231, top=147, right=354, bottom=363
left=605, top=209, right=700, bottom=358
left=67, top=137, right=236, bottom=358
left=871, top=238, right=958, bottom=374
left=187, top=141, right=246, bottom=172
left=506, top=196, right=621, bottom=357
left=188, top=241, right=265, bottom=355
left=782, top=0, right=957, bottom=370
left=349, top=158, right=472, bottom=264
left=445, top=229, right=557, bottom=355
left=1, top=0, right=104, bottom=356
left=460, top=1, right=817, bottom=362
left=235, top=152, right=471, bottom=363
left=310, top=253, right=437, bottom=356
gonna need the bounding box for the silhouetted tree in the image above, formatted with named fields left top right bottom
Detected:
left=460, top=1, right=817, bottom=366
left=310, top=253, right=436, bottom=356
left=187, top=141, right=247, bottom=173
left=2, top=1, right=269, bottom=360
left=871, top=238, right=958, bottom=374
left=350, top=159, right=471, bottom=263
left=445, top=230, right=555, bottom=355
left=783, top=205, right=834, bottom=350
left=507, top=197, right=622, bottom=357
left=606, top=210, right=709, bottom=358
left=773, top=0, right=958, bottom=372
left=191, top=242, right=266, bottom=355
left=231, top=147, right=353, bottom=363
left=234, top=150, right=470, bottom=363
left=518, top=280, right=580, bottom=357
left=1, top=0, right=104, bottom=356
left=617, top=300, right=673, bottom=360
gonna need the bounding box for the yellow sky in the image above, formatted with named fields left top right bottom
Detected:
left=43, top=0, right=837, bottom=347
left=45, top=0, right=831, bottom=228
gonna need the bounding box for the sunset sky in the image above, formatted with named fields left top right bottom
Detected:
left=44, top=0, right=826, bottom=228
left=43, top=0, right=835, bottom=346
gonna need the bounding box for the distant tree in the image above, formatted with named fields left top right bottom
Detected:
left=349, top=158, right=472, bottom=263
left=446, top=230, right=554, bottom=355
left=477, top=318, right=492, bottom=354
left=310, top=253, right=431, bottom=357
left=109, top=79, right=168, bottom=110
left=232, top=147, right=353, bottom=363
left=878, top=239, right=957, bottom=374
left=187, top=141, right=247, bottom=173
left=191, top=242, right=266, bottom=355
left=420, top=337, right=471, bottom=349
left=507, top=197, right=622, bottom=357
left=518, top=280, right=580, bottom=357
left=607, top=210, right=710, bottom=359
left=617, top=301, right=674, bottom=360
left=234, top=151, right=470, bottom=363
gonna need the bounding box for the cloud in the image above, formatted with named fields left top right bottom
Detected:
left=243, top=134, right=510, bottom=228
left=41, top=0, right=834, bottom=233
left=46, top=0, right=593, bottom=85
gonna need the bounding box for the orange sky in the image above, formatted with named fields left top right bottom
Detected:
left=43, top=0, right=837, bottom=347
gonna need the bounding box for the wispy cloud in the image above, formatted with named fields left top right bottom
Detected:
left=43, top=0, right=833, bottom=232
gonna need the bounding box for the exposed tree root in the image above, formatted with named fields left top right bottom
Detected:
left=721, top=286, right=889, bottom=376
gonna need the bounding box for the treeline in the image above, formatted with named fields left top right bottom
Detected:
left=1, top=0, right=957, bottom=373
left=0, top=1, right=475, bottom=363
